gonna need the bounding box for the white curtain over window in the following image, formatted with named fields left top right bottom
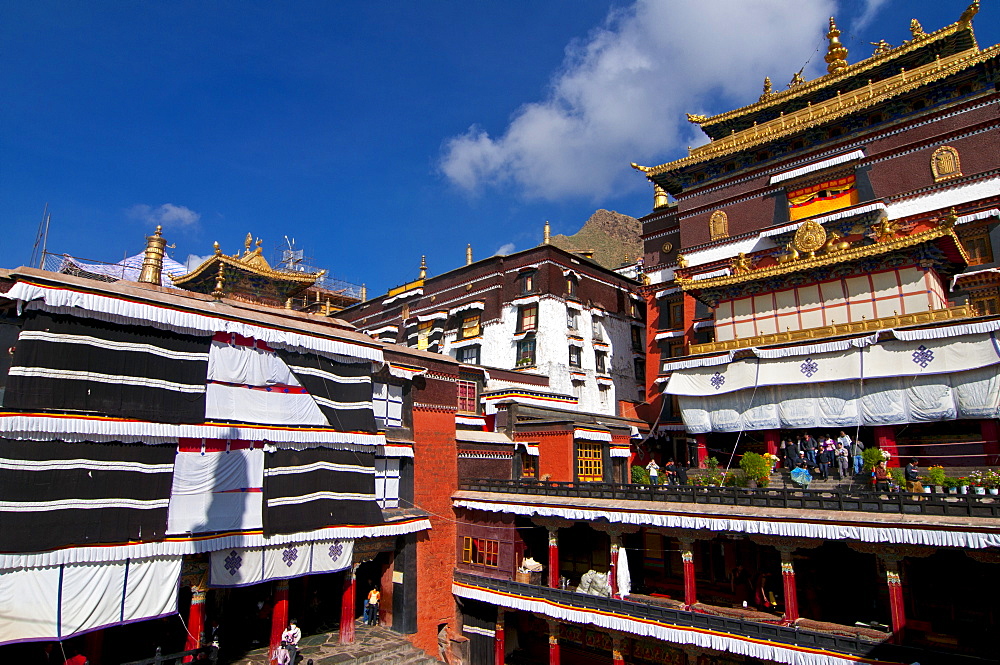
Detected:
left=373, top=383, right=403, bottom=428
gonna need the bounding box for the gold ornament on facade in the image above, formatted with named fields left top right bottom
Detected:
left=685, top=113, right=708, bottom=124
left=959, top=0, right=980, bottom=27
left=759, top=76, right=774, bottom=102
left=793, top=220, right=827, bottom=257
left=931, top=145, right=962, bottom=182
left=731, top=252, right=753, bottom=275
left=653, top=182, right=669, bottom=208
left=776, top=242, right=800, bottom=265
left=871, top=40, right=893, bottom=57
left=909, top=18, right=927, bottom=40
left=871, top=217, right=900, bottom=242
left=709, top=210, right=729, bottom=240
left=661, top=241, right=673, bottom=254
left=676, top=254, right=688, bottom=269
left=825, top=17, right=849, bottom=75
left=822, top=230, right=851, bottom=254
left=787, top=69, right=806, bottom=89
left=940, top=207, right=959, bottom=228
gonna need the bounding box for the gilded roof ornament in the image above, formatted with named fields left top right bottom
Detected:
left=759, top=77, right=774, bottom=103
left=871, top=40, right=893, bottom=57
left=731, top=253, right=753, bottom=275
left=685, top=113, right=708, bottom=124
left=793, top=220, right=828, bottom=258
left=910, top=19, right=927, bottom=41
left=825, top=17, right=849, bottom=75
left=630, top=162, right=653, bottom=173
left=787, top=69, right=806, bottom=89
left=959, top=0, right=980, bottom=27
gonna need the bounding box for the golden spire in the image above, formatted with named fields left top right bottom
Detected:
left=138, top=225, right=167, bottom=285
left=360, top=284, right=367, bottom=301
left=244, top=232, right=253, bottom=255
left=211, top=263, right=226, bottom=299
left=909, top=18, right=926, bottom=40
left=825, top=17, right=849, bottom=75
left=466, top=244, right=473, bottom=266
left=759, top=76, right=773, bottom=102
left=958, top=0, right=979, bottom=27
left=419, top=255, right=427, bottom=279
left=653, top=183, right=668, bottom=209
left=543, top=221, right=551, bottom=245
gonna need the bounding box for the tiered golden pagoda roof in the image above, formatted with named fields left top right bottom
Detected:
left=632, top=2, right=992, bottom=181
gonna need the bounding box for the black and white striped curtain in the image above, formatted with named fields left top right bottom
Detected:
left=279, top=350, right=377, bottom=433
left=0, top=437, right=176, bottom=553
left=264, top=447, right=383, bottom=536
left=3, top=311, right=209, bottom=423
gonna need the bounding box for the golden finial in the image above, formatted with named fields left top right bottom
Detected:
left=213, top=241, right=221, bottom=256
left=244, top=232, right=253, bottom=254
left=360, top=284, right=367, bottom=301
left=138, top=225, right=167, bottom=285
left=959, top=0, right=979, bottom=27
left=685, top=113, right=708, bottom=124
left=419, top=255, right=427, bottom=279
left=211, top=263, right=226, bottom=299
left=653, top=183, right=669, bottom=209
left=870, top=40, right=893, bottom=56
left=941, top=207, right=959, bottom=228
left=788, top=69, right=805, bottom=88
left=825, top=17, right=849, bottom=75
left=630, top=162, right=653, bottom=172
left=543, top=221, right=551, bottom=245
left=466, top=244, right=473, bottom=266
left=759, top=77, right=773, bottom=103
left=909, top=18, right=926, bottom=40
left=255, top=238, right=263, bottom=250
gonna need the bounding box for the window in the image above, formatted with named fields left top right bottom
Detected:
left=460, top=313, right=481, bottom=339
left=786, top=175, right=858, bottom=221
left=462, top=537, right=499, bottom=567
left=374, top=458, right=400, bottom=509
left=631, top=326, right=644, bottom=352
left=373, top=382, right=404, bottom=429
left=518, top=304, right=538, bottom=332
left=516, top=337, right=536, bottom=367
left=669, top=301, right=684, bottom=330
left=634, top=358, right=646, bottom=382
left=592, top=318, right=604, bottom=342
left=972, top=295, right=999, bottom=316
left=566, top=275, right=578, bottom=297
left=568, top=345, right=581, bottom=368
left=591, top=350, right=607, bottom=374
left=577, top=442, right=603, bottom=482
left=964, top=233, right=993, bottom=266
left=567, top=308, right=579, bottom=330
left=598, top=384, right=609, bottom=407
left=457, top=379, right=478, bottom=413
left=520, top=453, right=537, bottom=479
left=457, top=345, right=480, bottom=365
left=520, top=270, right=536, bottom=294
left=417, top=320, right=432, bottom=350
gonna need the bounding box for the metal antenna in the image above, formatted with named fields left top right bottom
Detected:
left=29, top=203, right=49, bottom=268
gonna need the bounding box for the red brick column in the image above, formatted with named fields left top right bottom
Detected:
left=679, top=538, right=697, bottom=607
left=339, top=566, right=357, bottom=644
left=981, top=418, right=1000, bottom=464
left=884, top=558, right=906, bottom=643
left=695, top=434, right=708, bottom=468
left=85, top=629, right=104, bottom=665
left=609, top=537, right=619, bottom=598
left=547, top=620, right=560, bottom=665
left=764, top=430, right=780, bottom=466
left=494, top=609, right=505, bottom=665
left=874, top=425, right=899, bottom=467
left=269, top=579, right=290, bottom=662
left=183, top=587, right=207, bottom=662
left=779, top=551, right=799, bottom=622
left=547, top=527, right=559, bottom=588
left=612, top=634, right=625, bottom=665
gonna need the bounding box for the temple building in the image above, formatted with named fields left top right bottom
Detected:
left=448, top=4, right=1000, bottom=665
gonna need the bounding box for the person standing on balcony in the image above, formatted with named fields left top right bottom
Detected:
left=802, top=434, right=817, bottom=465
left=817, top=446, right=833, bottom=480
left=646, top=458, right=660, bottom=486
left=873, top=460, right=891, bottom=492
left=850, top=437, right=865, bottom=475
left=905, top=458, right=923, bottom=494
left=835, top=443, right=850, bottom=479
left=663, top=459, right=678, bottom=485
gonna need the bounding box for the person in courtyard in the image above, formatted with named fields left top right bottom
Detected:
left=802, top=433, right=817, bottom=465
left=905, top=458, right=924, bottom=494
left=645, top=458, right=659, bottom=485
left=850, top=437, right=865, bottom=475
left=364, top=586, right=381, bottom=626
left=279, top=619, right=301, bottom=664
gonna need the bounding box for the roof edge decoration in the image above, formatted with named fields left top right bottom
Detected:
left=171, top=233, right=324, bottom=287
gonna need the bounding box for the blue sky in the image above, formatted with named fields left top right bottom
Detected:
left=2, top=1, right=996, bottom=296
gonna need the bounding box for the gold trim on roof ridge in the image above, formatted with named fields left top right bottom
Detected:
left=690, top=8, right=977, bottom=130
left=688, top=305, right=976, bottom=354
left=171, top=241, right=322, bottom=285
left=676, top=222, right=968, bottom=291
left=638, top=44, right=999, bottom=177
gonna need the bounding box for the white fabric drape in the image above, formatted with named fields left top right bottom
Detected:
left=5, top=283, right=383, bottom=363
left=205, top=383, right=329, bottom=426
left=616, top=547, right=631, bottom=599
left=574, top=428, right=612, bottom=442
left=375, top=458, right=400, bottom=509
left=208, top=338, right=298, bottom=386
left=454, top=499, right=1000, bottom=549
left=166, top=449, right=264, bottom=535
left=209, top=539, right=353, bottom=588
left=0, top=557, right=181, bottom=646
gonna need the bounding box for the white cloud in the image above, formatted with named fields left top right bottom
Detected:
left=185, top=254, right=213, bottom=272
left=495, top=242, right=516, bottom=256
left=127, top=203, right=201, bottom=228
left=440, top=0, right=836, bottom=201
left=855, top=0, right=891, bottom=32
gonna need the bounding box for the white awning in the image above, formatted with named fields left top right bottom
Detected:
left=456, top=430, right=514, bottom=445
left=449, top=301, right=486, bottom=316
left=655, top=330, right=685, bottom=341
left=759, top=202, right=888, bottom=238
left=769, top=150, right=865, bottom=185
left=574, top=428, right=612, bottom=442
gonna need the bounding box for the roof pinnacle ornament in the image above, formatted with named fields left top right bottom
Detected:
left=759, top=76, right=774, bottom=102
left=825, top=17, right=849, bottom=75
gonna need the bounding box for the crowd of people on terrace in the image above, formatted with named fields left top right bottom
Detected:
left=779, top=431, right=863, bottom=480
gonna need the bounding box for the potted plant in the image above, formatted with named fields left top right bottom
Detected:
left=967, top=470, right=987, bottom=495
left=861, top=447, right=887, bottom=473
left=987, top=469, right=1000, bottom=495
left=631, top=465, right=651, bottom=485
left=957, top=477, right=969, bottom=494
left=739, top=452, right=772, bottom=488
left=941, top=476, right=959, bottom=494
left=889, top=467, right=905, bottom=490
left=925, top=465, right=946, bottom=492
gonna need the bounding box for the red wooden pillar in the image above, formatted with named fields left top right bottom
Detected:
left=84, top=629, right=104, bottom=665
left=494, top=609, right=505, bottom=665
left=874, top=425, right=900, bottom=467
left=547, top=527, right=559, bottom=588
left=611, top=634, right=625, bottom=665
left=884, top=559, right=906, bottom=643
left=547, top=620, right=560, bottom=665
left=609, top=537, right=619, bottom=598
left=269, top=580, right=290, bottom=662
left=764, top=430, right=780, bottom=467
left=339, top=566, right=357, bottom=644
left=779, top=551, right=799, bottom=622
left=981, top=419, right=1000, bottom=464
left=695, top=434, right=708, bottom=468
left=183, top=587, right=207, bottom=662
left=679, top=539, right=696, bottom=607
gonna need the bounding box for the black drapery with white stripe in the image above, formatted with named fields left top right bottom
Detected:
left=264, top=447, right=383, bottom=536
left=279, top=350, right=377, bottom=433
left=460, top=598, right=498, bottom=665
left=0, top=437, right=176, bottom=552
left=3, top=311, right=210, bottom=423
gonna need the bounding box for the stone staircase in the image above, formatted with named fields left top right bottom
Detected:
left=231, top=623, right=443, bottom=665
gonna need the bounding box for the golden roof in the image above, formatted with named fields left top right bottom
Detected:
left=171, top=233, right=324, bottom=286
